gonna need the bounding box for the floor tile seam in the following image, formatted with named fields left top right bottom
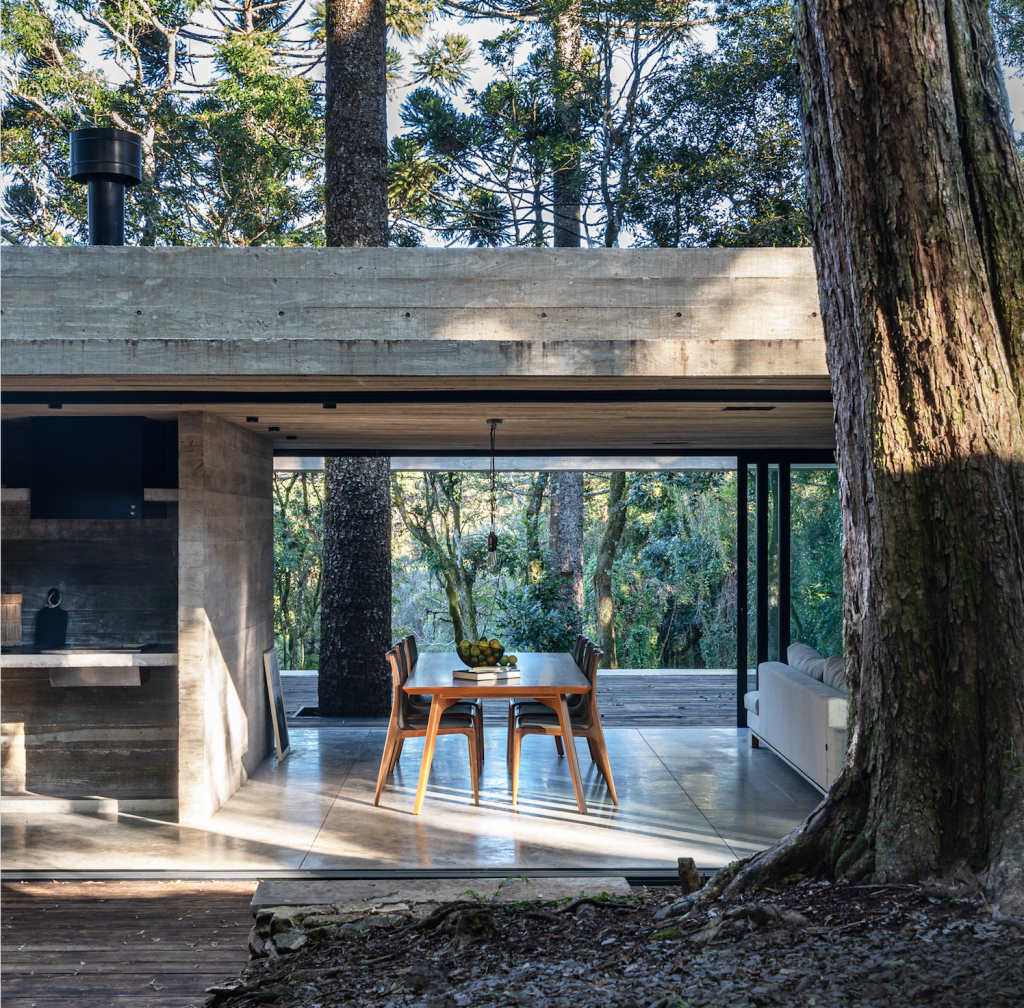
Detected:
left=637, top=729, right=743, bottom=858
left=294, top=730, right=372, bottom=867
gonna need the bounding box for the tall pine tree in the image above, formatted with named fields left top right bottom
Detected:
left=318, top=0, right=394, bottom=716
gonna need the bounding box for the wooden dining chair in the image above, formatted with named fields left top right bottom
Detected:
left=507, top=638, right=593, bottom=763
left=509, top=643, right=618, bottom=806
left=388, top=638, right=483, bottom=770
left=373, top=648, right=481, bottom=806
left=572, top=633, right=587, bottom=668
left=395, top=635, right=483, bottom=766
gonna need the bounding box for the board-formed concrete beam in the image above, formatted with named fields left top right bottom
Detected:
left=1, top=247, right=826, bottom=381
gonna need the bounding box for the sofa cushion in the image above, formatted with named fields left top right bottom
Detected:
left=743, top=691, right=760, bottom=716
left=822, top=654, right=846, bottom=692
left=788, top=642, right=825, bottom=680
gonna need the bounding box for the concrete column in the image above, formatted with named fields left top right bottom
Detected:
left=177, top=412, right=274, bottom=823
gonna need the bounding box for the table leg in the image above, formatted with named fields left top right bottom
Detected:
left=546, top=694, right=587, bottom=814
left=413, top=695, right=454, bottom=815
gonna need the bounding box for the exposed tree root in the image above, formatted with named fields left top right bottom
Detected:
left=714, top=773, right=873, bottom=900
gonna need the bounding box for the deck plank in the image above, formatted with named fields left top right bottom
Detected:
left=1, top=882, right=255, bottom=1008
left=283, top=672, right=737, bottom=727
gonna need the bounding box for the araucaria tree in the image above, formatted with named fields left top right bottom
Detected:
left=318, top=0, right=393, bottom=716
left=727, top=0, right=1024, bottom=915
left=319, top=458, right=393, bottom=715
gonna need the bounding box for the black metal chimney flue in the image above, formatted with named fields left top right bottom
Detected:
left=69, top=128, right=143, bottom=245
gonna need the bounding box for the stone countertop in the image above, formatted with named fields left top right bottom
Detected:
left=0, top=652, right=178, bottom=667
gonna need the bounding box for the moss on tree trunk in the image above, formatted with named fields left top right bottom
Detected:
left=729, top=0, right=1024, bottom=915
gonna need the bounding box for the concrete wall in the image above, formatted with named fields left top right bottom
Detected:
left=176, top=411, right=274, bottom=823
left=0, top=493, right=179, bottom=799
left=0, top=247, right=827, bottom=381
left=0, top=666, right=177, bottom=799
left=0, top=510, right=179, bottom=649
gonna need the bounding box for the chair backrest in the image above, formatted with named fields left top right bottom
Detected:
left=584, top=644, right=603, bottom=686
left=403, top=634, right=419, bottom=667
left=395, top=639, right=411, bottom=681
left=387, top=646, right=422, bottom=730
left=385, top=648, right=402, bottom=709
left=580, top=641, right=597, bottom=680
left=572, top=634, right=587, bottom=668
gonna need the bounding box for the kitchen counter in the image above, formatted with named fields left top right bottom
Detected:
left=1, top=650, right=178, bottom=685
left=1, top=651, right=178, bottom=668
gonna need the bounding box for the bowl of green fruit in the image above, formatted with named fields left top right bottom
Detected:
left=457, top=638, right=516, bottom=668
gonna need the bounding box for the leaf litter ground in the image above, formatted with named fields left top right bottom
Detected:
left=204, top=880, right=1024, bottom=1008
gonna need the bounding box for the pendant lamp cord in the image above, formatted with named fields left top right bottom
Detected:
left=489, top=421, right=497, bottom=535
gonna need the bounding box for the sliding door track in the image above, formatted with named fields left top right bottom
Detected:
left=2, top=867, right=692, bottom=886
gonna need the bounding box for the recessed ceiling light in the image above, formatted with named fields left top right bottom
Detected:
left=268, top=426, right=280, bottom=432
left=246, top=416, right=259, bottom=422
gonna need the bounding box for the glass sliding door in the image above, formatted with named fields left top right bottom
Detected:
left=735, top=451, right=839, bottom=726
left=789, top=465, right=842, bottom=657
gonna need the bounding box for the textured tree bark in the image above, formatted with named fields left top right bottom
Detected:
left=319, top=0, right=392, bottom=715
left=524, top=472, right=549, bottom=560
left=318, top=458, right=393, bottom=716
left=594, top=472, right=627, bottom=668
left=551, top=471, right=585, bottom=612
left=325, top=0, right=388, bottom=246
left=551, top=7, right=583, bottom=248
left=725, top=0, right=1024, bottom=914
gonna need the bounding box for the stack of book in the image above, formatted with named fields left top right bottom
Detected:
left=453, top=665, right=520, bottom=681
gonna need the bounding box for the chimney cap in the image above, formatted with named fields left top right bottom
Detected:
left=70, top=127, right=143, bottom=187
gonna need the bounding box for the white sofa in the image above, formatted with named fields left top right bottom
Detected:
left=744, top=660, right=848, bottom=792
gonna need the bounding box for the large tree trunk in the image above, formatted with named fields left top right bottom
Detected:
left=594, top=472, right=628, bottom=668
left=726, top=0, right=1024, bottom=915
left=325, top=0, right=387, bottom=246
left=550, top=472, right=585, bottom=612
left=524, top=472, right=549, bottom=559
left=319, top=458, right=392, bottom=716
left=551, top=7, right=583, bottom=248
left=318, top=0, right=392, bottom=715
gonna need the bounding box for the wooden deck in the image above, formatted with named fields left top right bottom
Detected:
left=0, top=881, right=255, bottom=1008
left=283, top=672, right=737, bottom=728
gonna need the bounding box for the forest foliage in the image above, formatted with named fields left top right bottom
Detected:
left=6, top=1, right=1020, bottom=245
left=274, top=466, right=842, bottom=671
left=2, top=0, right=816, bottom=246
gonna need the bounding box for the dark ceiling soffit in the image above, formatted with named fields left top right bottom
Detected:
left=282, top=448, right=838, bottom=462
left=2, top=389, right=834, bottom=406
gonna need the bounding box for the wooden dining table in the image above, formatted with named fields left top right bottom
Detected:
left=403, top=652, right=592, bottom=815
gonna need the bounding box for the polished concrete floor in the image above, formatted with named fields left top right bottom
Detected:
left=0, top=728, right=822, bottom=872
